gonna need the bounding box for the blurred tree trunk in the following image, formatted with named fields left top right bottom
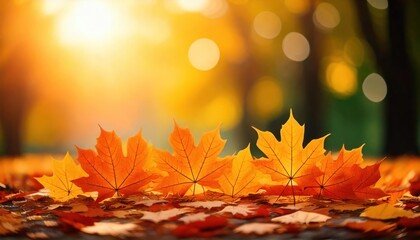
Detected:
left=230, top=3, right=325, bottom=148
left=354, top=1, right=419, bottom=156
left=229, top=6, right=261, bottom=150
left=300, top=1, right=325, bottom=142
left=0, top=2, right=33, bottom=156
left=0, top=44, right=32, bottom=156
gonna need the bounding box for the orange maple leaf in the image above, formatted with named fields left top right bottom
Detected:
left=299, top=146, right=386, bottom=200
left=72, top=127, right=159, bottom=202
left=298, top=146, right=364, bottom=199
left=253, top=110, right=328, bottom=204
left=154, top=123, right=232, bottom=196
left=350, top=162, right=387, bottom=199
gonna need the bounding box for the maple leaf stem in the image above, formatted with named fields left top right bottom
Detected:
left=276, top=179, right=292, bottom=202
left=201, top=185, right=206, bottom=196
left=290, top=179, right=296, bottom=205
left=68, top=183, right=73, bottom=196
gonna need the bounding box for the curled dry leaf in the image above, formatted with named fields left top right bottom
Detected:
left=234, top=223, right=281, bottom=235
left=172, top=215, right=228, bottom=238
left=398, top=216, right=420, bottom=229
left=133, top=199, right=168, bottom=207
left=360, top=203, right=413, bottom=220
left=0, top=213, right=23, bottom=236
left=179, top=200, right=227, bottom=210
left=54, top=211, right=95, bottom=230
left=140, top=208, right=191, bottom=223
left=178, top=212, right=210, bottom=223
left=272, top=210, right=331, bottom=224
left=409, top=175, right=420, bottom=197
left=81, top=222, right=142, bottom=237
left=345, top=220, right=396, bottom=232
left=216, top=204, right=258, bottom=216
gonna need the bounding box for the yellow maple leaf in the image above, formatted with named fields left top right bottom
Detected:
left=218, top=145, right=265, bottom=197
left=360, top=203, right=413, bottom=220
left=36, top=153, right=88, bottom=201
left=253, top=110, right=329, bottom=204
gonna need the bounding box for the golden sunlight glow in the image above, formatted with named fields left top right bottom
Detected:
left=247, top=76, right=283, bottom=121
left=326, top=62, right=357, bottom=97
left=57, top=0, right=121, bottom=46
left=313, top=2, right=340, bottom=30
left=362, top=73, right=387, bottom=102
left=253, top=11, right=282, bottom=39
left=282, top=32, right=310, bottom=62
left=24, top=100, right=66, bottom=147
left=177, top=0, right=209, bottom=12
left=203, top=94, right=241, bottom=129
left=42, top=0, right=67, bottom=15
left=188, top=38, right=220, bottom=71
left=284, top=0, right=310, bottom=15
left=202, top=0, right=228, bottom=18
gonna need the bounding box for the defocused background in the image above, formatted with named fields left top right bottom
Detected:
left=0, top=0, right=419, bottom=158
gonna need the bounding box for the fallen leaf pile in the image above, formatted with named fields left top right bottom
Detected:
left=1, top=109, right=420, bottom=238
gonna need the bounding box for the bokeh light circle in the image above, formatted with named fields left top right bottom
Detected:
left=282, top=32, right=310, bottom=62
left=313, top=2, right=340, bottom=30
left=247, top=76, right=283, bottom=120
left=176, top=0, right=209, bottom=12
left=362, top=73, right=387, bottom=102
left=188, top=38, right=220, bottom=71
left=253, top=11, right=282, bottom=39
left=367, top=0, right=388, bottom=10
left=326, top=62, right=357, bottom=97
